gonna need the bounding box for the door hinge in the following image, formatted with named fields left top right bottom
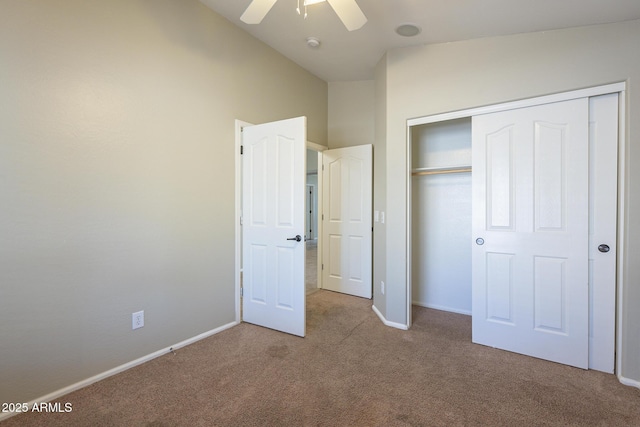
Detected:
left=240, top=216, right=243, bottom=226
left=240, top=145, right=244, bottom=155
left=240, top=287, right=243, bottom=297
left=322, top=264, right=324, bottom=270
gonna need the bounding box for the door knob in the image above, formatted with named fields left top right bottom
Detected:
left=287, top=235, right=302, bottom=242
left=598, top=244, right=610, bottom=253
left=476, top=238, right=485, bottom=246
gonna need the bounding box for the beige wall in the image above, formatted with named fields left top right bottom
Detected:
left=376, top=19, right=640, bottom=383
left=0, top=0, right=327, bottom=404
left=373, top=57, right=388, bottom=319
left=328, top=81, right=375, bottom=149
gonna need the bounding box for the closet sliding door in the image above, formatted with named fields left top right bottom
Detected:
left=408, top=86, right=620, bottom=371
left=471, top=98, right=590, bottom=369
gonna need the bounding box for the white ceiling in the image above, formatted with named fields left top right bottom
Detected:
left=200, top=0, right=640, bottom=82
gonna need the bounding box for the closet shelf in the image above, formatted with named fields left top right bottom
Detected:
left=411, top=165, right=472, bottom=176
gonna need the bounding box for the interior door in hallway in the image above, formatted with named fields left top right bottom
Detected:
left=471, top=99, right=589, bottom=368
left=322, top=145, right=372, bottom=299
left=242, top=117, right=306, bottom=337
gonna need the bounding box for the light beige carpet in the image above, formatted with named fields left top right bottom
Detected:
left=4, top=290, right=640, bottom=426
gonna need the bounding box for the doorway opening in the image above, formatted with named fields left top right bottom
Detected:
left=235, top=118, right=373, bottom=336
left=306, top=148, right=321, bottom=295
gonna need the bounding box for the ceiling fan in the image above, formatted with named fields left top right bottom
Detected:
left=240, top=0, right=367, bottom=31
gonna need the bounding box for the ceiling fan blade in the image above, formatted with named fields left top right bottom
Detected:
left=326, top=0, right=367, bottom=31
left=240, top=0, right=278, bottom=24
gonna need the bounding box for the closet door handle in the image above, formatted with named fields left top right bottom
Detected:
left=475, top=238, right=484, bottom=246
left=598, top=244, right=610, bottom=253
left=287, top=235, right=302, bottom=242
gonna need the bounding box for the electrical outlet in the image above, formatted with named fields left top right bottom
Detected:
left=381, top=281, right=385, bottom=295
left=132, top=311, right=144, bottom=330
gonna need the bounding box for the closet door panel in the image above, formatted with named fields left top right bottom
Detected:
left=472, top=98, right=589, bottom=369
left=533, top=256, right=567, bottom=333
left=534, top=122, right=567, bottom=231
left=485, top=251, right=515, bottom=324
left=587, top=93, right=618, bottom=373
left=486, top=125, right=515, bottom=230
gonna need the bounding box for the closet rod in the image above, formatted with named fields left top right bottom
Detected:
left=412, top=167, right=472, bottom=176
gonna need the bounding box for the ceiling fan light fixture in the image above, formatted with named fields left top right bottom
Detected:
left=395, top=23, right=422, bottom=37
left=242, top=0, right=367, bottom=32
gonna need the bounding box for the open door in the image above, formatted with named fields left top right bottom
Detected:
left=471, top=99, right=589, bottom=368
left=242, top=117, right=306, bottom=337
left=322, top=145, right=373, bottom=299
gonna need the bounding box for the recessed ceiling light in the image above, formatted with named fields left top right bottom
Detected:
left=395, top=23, right=421, bottom=37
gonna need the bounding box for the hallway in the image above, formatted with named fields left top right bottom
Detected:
left=306, top=240, right=318, bottom=295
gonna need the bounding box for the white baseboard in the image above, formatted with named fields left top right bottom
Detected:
left=412, top=301, right=472, bottom=316
left=0, top=320, right=239, bottom=423
left=372, top=304, right=409, bottom=330
left=618, top=374, right=640, bottom=389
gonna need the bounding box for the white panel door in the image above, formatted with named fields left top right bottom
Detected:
left=322, top=145, right=372, bottom=298
left=472, top=99, right=589, bottom=368
left=242, top=117, right=306, bottom=337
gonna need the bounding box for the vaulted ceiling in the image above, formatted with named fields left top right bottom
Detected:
left=200, top=0, right=640, bottom=82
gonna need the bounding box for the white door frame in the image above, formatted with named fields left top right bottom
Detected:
left=405, top=82, right=627, bottom=378
left=307, top=141, right=326, bottom=293
left=235, top=119, right=251, bottom=324
left=235, top=120, right=326, bottom=323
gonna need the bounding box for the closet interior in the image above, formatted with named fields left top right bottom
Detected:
left=410, top=117, right=472, bottom=315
